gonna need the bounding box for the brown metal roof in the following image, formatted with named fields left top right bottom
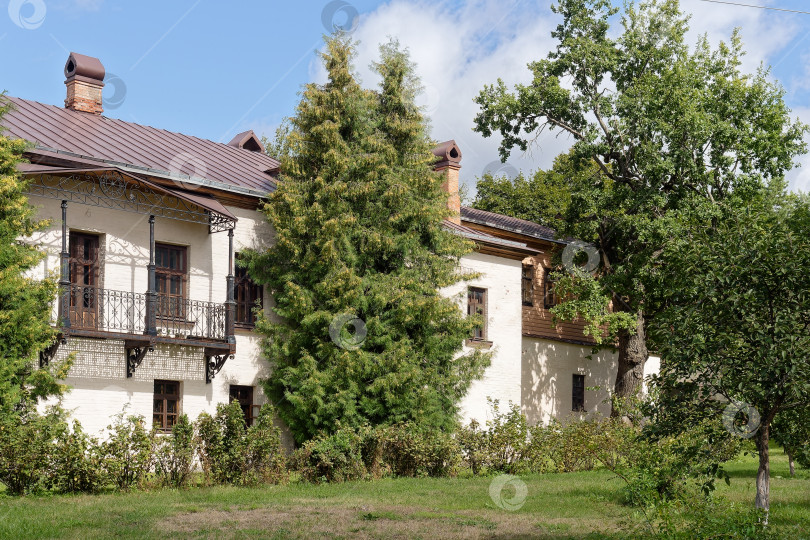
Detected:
left=461, top=206, right=561, bottom=243
left=3, top=96, right=279, bottom=197
left=444, top=219, right=536, bottom=253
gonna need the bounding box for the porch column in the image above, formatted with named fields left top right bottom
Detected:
left=145, top=215, right=157, bottom=336
left=58, top=200, right=70, bottom=330
left=225, top=228, right=235, bottom=344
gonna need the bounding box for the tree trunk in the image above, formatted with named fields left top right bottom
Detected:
left=611, top=308, right=647, bottom=418
left=755, top=425, right=770, bottom=521
left=788, top=450, right=795, bottom=477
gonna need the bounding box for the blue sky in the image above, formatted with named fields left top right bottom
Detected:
left=3, top=0, right=810, bottom=194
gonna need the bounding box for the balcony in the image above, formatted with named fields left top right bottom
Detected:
left=65, top=285, right=229, bottom=344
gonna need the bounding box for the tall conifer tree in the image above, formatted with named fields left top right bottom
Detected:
left=244, top=36, right=488, bottom=443
left=0, top=94, right=66, bottom=415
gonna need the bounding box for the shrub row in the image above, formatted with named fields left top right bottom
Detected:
left=0, top=401, right=286, bottom=495
left=0, top=398, right=744, bottom=500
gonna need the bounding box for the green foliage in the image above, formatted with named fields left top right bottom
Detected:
left=244, top=404, right=287, bottom=485
left=772, top=407, right=810, bottom=470
left=195, top=401, right=247, bottom=485
left=291, top=422, right=461, bottom=483
left=99, top=411, right=154, bottom=490
left=291, top=425, right=368, bottom=484
left=244, top=35, right=488, bottom=443
left=0, top=407, right=65, bottom=495
left=195, top=401, right=286, bottom=486
left=48, top=418, right=104, bottom=493
left=539, top=418, right=599, bottom=473
left=153, top=414, right=195, bottom=488
left=472, top=152, right=592, bottom=231
left=378, top=423, right=461, bottom=478
left=473, top=0, right=808, bottom=405
left=0, top=93, right=66, bottom=416
left=649, top=195, right=810, bottom=509
left=457, top=399, right=532, bottom=475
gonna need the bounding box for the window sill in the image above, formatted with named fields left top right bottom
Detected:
left=234, top=322, right=256, bottom=330
left=466, top=338, right=493, bottom=349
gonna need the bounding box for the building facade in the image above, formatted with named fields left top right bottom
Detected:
left=5, top=53, right=655, bottom=441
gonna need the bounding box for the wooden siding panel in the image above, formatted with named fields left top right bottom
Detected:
left=460, top=220, right=602, bottom=344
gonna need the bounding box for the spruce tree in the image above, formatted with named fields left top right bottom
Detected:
left=0, top=93, right=67, bottom=416
left=244, top=36, right=488, bottom=443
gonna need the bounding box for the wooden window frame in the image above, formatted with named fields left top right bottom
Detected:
left=543, top=267, right=558, bottom=310
left=155, top=243, right=188, bottom=320
left=467, top=286, right=488, bottom=342
left=153, top=380, right=181, bottom=432
left=572, top=374, right=586, bottom=412
left=229, top=385, right=256, bottom=427
left=521, top=264, right=534, bottom=307
left=234, top=254, right=263, bottom=328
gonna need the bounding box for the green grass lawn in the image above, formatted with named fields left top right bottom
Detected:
left=0, top=450, right=808, bottom=539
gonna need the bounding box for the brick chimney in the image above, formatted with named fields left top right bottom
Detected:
left=433, top=140, right=462, bottom=224
left=64, top=52, right=105, bottom=114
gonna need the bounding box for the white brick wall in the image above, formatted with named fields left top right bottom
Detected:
left=28, top=191, right=659, bottom=439
left=30, top=195, right=274, bottom=436
left=444, top=252, right=523, bottom=426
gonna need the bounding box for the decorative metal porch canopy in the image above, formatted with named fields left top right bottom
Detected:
left=26, top=165, right=238, bottom=381
left=22, top=166, right=236, bottom=233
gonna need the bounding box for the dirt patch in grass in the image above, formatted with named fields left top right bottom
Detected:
left=162, top=503, right=605, bottom=539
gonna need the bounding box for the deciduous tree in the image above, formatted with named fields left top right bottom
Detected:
left=649, top=194, right=810, bottom=516
left=473, top=0, right=806, bottom=410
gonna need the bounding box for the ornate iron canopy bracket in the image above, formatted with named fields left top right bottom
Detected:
left=125, top=339, right=154, bottom=378
left=205, top=352, right=233, bottom=384
left=39, top=339, right=61, bottom=368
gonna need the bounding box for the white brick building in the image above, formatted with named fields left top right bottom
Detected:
left=4, top=53, right=656, bottom=441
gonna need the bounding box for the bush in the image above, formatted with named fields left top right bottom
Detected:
left=381, top=423, right=460, bottom=478
left=196, top=401, right=286, bottom=486
left=195, top=401, right=247, bottom=484
left=244, top=405, right=287, bottom=485
left=457, top=400, right=532, bottom=475
left=48, top=419, right=104, bottom=493
left=291, top=425, right=367, bottom=483
left=536, top=418, right=597, bottom=473
left=100, top=411, right=153, bottom=490
left=0, top=407, right=65, bottom=495
left=153, top=414, right=195, bottom=488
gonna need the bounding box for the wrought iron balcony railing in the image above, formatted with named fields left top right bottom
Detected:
left=64, top=284, right=228, bottom=342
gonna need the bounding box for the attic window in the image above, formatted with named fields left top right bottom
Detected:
left=228, top=130, right=265, bottom=153
left=242, top=137, right=263, bottom=153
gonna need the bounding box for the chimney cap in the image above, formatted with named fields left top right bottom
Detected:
left=64, top=52, right=105, bottom=84
left=432, top=140, right=461, bottom=169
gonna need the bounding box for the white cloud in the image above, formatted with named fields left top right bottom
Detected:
left=307, top=0, right=807, bottom=195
